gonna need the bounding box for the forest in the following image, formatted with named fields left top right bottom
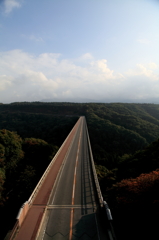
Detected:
left=1, top=102, right=159, bottom=239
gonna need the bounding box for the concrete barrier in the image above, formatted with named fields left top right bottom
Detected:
left=16, top=201, right=29, bottom=226
left=6, top=202, right=29, bottom=240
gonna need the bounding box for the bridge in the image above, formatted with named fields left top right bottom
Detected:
left=6, top=117, right=116, bottom=240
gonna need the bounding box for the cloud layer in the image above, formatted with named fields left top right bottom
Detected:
left=0, top=49, right=159, bottom=103
left=1, top=0, right=22, bottom=14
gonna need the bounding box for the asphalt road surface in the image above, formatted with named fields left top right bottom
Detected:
left=37, top=117, right=106, bottom=240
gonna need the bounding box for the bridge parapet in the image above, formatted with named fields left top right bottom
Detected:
left=85, top=117, right=103, bottom=208
left=85, top=117, right=116, bottom=240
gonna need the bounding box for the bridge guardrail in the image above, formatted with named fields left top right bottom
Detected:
left=85, top=117, right=103, bottom=208
left=85, top=117, right=117, bottom=240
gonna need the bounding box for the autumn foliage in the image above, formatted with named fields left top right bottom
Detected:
left=106, top=170, right=159, bottom=240
left=114, top=170, right=159, bottom=211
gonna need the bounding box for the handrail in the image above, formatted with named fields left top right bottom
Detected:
left=84, top=117, right=103, bottom=208
left=85, top=117, right=116, bottom=240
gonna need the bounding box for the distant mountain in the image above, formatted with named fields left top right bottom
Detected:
left=40, top=97, right=97, bottom=103
left=41, top=97, right=159, bottom=104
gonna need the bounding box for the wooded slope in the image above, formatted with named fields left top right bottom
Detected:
left=1, top=102, right=159, bottom=239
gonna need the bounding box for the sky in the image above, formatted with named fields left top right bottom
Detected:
left=0, top=0, right=159, bottom=103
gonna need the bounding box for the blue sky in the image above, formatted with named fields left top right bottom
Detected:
left=0, top=0, right=159, bottom=103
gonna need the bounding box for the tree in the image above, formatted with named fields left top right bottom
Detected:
left=0, top=129, right=24, bottom=173
left=0, top=130, right=24, bottom=203
left=106, top=170, right=159, bottom=240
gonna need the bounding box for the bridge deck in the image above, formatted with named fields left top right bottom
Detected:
left=9, top=117, right=109, bottom=240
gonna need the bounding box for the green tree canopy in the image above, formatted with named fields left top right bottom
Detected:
left=0, top=129, right=24, bottom=173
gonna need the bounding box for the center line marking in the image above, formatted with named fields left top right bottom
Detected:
left=69, top=118, right=83, bottom=240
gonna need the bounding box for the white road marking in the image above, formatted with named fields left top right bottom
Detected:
left=69, top=118, right=83, bottom=240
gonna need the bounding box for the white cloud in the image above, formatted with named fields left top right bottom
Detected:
left=122, top=63, right=159, bottom=100
left=77, top=53, right=94, bottom=61
left=0, top=49, right=159, bottom=103
left=21, top=34, right=44, bottom=42
left=3, top=0, right=22, bottom=14
left=90, top=59, right=115, bottom=79
left=126, top=63, right=159, bottom=81
left=0, top=75, right=12, bottom=90
left=137, top=38, right=150, bottom=44
left=29, top=35, right=43, bottom=42
left=147, top=62, right=158, bottom=70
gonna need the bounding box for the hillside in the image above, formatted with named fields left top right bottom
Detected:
left=1, top=102, right=159, bottom=149
left=1, top=102, right=159, bottom=239
left=105, top=139, right=159, bottom=240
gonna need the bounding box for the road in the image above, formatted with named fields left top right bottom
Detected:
left=12, top=117, right=81, bottom=240
left=37, top=117, right=106, bottom=240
